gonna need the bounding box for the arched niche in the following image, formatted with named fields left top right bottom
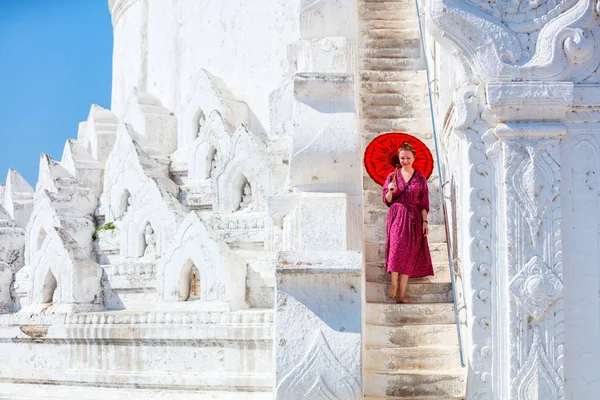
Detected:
left=37, top=228, right=47, bottom=251
left=215, top=128, right=272, bottom=213
left=188, top=111, right=232, bottom=182
left=41, top=269, right=57, bottom=304
left=232, top=173, right=253, bottom=212
left=27, top=226, right=103, bottom=311
left=179, top=260, right=202, bottom=302
left=179, top=69, right=249, bottom=148
left=157, top=212, right=248, bottom=309
left=116, top=189, right=132, bottom=220
left=139, top=221, right=157, bottom=258
left=192, top=108, right=206, bottom=141
left=191, top=142, right=218, bottom=181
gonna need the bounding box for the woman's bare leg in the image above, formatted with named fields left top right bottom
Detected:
left=397, top=274, right=411, bottom=303
left=387, top=272, right=399, bottom=299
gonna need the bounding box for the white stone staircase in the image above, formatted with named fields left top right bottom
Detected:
left=359, top=0, right=466, bottom=398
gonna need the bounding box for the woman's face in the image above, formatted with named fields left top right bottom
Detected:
left=399, top=150, right=415, bottom=168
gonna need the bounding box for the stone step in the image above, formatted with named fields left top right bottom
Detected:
left=364, top=226, right=445, bottom=258
left=362, top=18, right=419, bottom=30
left=361, top=57, right=424, bottom=71
left=366, top=281, right=453, bottom=303
left=362, top=37, right=422, bottom=52
left=364, top=370, right=466, bottom=398
left=365, top=346, right=461, bottom=371
left=362, top=28, right=420, bottom=40
left=361, top=0, right=419, bottom=11
left=361, top=117, right=433, bottom=135
left=361, top=44, right=421, bottom=59
left=361, top=11, right=418, bottom=23
left=366, top=302, right=456, bottom=325
left=364, top=241, right=449, bottom=263
left=361, top=92, right=428, bottom=107
left=361, top=80, right=426, bottom=94
left=360, top=69, right=427, bottom=82
left=361, top=104, right=431, bottom=119
left=365, top=261, right=451, bottom=284
left=364, top=323, right=458, bottom=347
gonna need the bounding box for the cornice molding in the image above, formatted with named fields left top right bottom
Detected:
left=426, top=0, right=600, bottom=82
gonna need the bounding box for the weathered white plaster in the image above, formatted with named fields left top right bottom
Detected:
left=109, top=0, right=303, bottom=138
left=123, top=87, right=178, bottom=154
left=79, top=104, right=119, bottom=164
left=61, top=139, right=104, bottom=198
left=291, top=74, right=360, bottom=194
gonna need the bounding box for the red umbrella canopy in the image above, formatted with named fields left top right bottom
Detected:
left=364, top=132, right=434, bottom=186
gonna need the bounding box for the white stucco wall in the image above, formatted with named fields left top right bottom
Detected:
left=111, top=0, right=302, bottom=137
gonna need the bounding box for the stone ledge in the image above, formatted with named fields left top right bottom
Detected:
left=0, top=309, right=274, bottom=326
left=0, top=371, right=272, bottom=392
left=0, top=323, right=273, bottom=342
left=0, top=383, right=272, bottom=400
left=276, top=251, right=362, bottom=275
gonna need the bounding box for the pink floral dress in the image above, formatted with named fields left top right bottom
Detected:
left=382, top=169, right=434, bottom=277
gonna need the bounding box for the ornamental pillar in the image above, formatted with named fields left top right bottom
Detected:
left=426, top=1, right=600, bottom=398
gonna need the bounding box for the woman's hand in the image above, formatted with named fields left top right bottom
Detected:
left=423, top=221, right=429, bottom=237
left=387, top=181, right=396, bottom=191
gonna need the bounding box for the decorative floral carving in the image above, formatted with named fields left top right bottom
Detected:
left=277, top=330, right=360, bottom=399
left=510, top=256, right=563, bottom=319
left=516, top=328, right=563, bottom=399
left=427, top=0, right=600, bottom=80
left=564, top=28, right=596, bottom=64
left=509, top=144, right=559, bottom=241
left=446, top=84, right=496, bottom=399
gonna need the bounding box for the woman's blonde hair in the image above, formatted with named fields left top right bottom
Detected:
left=399, top=141, right=416, bottom=156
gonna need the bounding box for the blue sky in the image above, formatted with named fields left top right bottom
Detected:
left=0, top=0, right=113, bottom=187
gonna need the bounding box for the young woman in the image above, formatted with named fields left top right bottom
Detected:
left=382, top=141, right=434, bottom=303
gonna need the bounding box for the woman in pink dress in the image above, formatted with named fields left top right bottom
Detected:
left=382, top=142, right=434, bottom=303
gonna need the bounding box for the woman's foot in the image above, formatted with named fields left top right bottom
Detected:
left=396, top=295, right=412, bottom=304
left=387, top=284, right=398, bottom=299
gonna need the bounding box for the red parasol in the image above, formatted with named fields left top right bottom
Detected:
left=364, top=132, right=434, bottom=186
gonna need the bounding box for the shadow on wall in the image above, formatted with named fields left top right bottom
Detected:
left=278, top=272, right=361, bottom=334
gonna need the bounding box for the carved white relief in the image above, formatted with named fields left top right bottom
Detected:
left=215, top=125, right=281, bottom=213
left=156, top=212, right=248, bottom=310
left=516, top=328, right=563, bottom=399
left=276, top=330, right=361, bottom=399
left=447, top=84, right=498, bottom=399
left=27, top=226, right=103, bottom=312
left=180, top=69, right=249, bottom=148
left=142, top=223, right=157, bottom=258
left=187, top=111, right=233, bottom=182
left=103, top=124, right=187, bottom=259
left=426, top=0, right=600, bottom=81
left=501, top=129, right=564, bottom=399
left=507, top=142, right=560, bottom=242
left=510, top=256, right=563, bottom=319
